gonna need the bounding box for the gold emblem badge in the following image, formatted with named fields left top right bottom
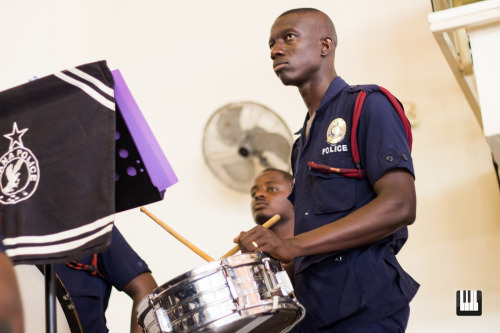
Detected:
left=326, top=118, right=346, bottom=145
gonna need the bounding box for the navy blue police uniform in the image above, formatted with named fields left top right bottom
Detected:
left=289, top=76, right=419, bottom=332
left=55, top=226, right=152, bottom=333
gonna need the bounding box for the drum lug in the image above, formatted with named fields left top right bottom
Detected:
left=263, top=256, right=284, bottom=299
left=221, top=264, right=243, bottom=310
left=148, top=294, right=173, bottom=332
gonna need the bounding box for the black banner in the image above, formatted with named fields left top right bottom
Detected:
left=0, top=61, right=115, bottom=264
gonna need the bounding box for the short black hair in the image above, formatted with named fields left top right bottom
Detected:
left=278, top=7, right=324, bottom=18
left=260, top=168, right=293, bottom=186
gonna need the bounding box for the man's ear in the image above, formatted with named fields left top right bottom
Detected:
left=320, top=37, right=334, bottom=56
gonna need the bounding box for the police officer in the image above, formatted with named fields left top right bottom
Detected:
left=235, top=8, right=419, bottom=332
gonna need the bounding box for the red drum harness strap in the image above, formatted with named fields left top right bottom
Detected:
left=65, top=253, right=105, bottom=279
left=308, top=85, right=413, bottom=179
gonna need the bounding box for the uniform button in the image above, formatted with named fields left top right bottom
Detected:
left=402, top=154, right=408, bottom=161
left=386, top=155, right=394, bottom=162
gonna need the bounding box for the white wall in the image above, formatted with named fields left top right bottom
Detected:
left=1, top=0, right=500, bottom=332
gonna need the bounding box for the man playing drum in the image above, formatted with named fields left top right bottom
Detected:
left=251, top=168, right=294, bottom=240
left=250, top=168, right=295, bottom=280
left=235, top=8, right=419, bottom=332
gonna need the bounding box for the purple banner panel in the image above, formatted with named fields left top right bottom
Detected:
left=112, top=69, right=178, bottom=195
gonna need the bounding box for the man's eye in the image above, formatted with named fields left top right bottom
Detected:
left=285, top=34, right=295, bottom=40
left=268, top=187, right=278, bottom=192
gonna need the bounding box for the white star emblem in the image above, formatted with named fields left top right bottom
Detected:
left=4, top=122, right=28, bottom=151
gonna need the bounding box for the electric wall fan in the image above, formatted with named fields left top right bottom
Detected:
left=202, top=102, right=293, bottom=192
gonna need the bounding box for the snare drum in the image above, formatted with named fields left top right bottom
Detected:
left=137, top=252, right=305, bottom=333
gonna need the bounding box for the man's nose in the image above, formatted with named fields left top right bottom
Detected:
left=254, top=189, right=266, bottom=199
left=271, top=42, right=285, bottom=59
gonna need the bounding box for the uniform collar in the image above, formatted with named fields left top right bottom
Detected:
left=317, top=76, right=348, bottom=112
left=294, top=76, right=348, bottom=136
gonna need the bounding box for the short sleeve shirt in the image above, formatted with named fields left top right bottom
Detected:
left=289, top=77, right=418, bottom=330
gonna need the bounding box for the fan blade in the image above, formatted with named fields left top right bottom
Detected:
left=216, top=105, right=244, bottom=145
left=245, top=127, right=292, bottom=165
left=222, top=157, right=256, bottom=184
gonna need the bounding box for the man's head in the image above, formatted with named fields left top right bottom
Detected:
left=251, top=168, right=294, bottom=225
left=269, top=8, right=337, bottom=86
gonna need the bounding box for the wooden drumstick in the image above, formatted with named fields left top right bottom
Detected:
left=140, top=207, right=215, bottom=262
left=220, top=214, right=281, bottom=259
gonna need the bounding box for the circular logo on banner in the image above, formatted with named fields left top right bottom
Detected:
left=326, top=118, right=347, bottom=145
left=0, top=123, right=40, bottom=205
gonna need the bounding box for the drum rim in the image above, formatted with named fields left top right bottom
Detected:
left=139, top=296, right=305, bottom=332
